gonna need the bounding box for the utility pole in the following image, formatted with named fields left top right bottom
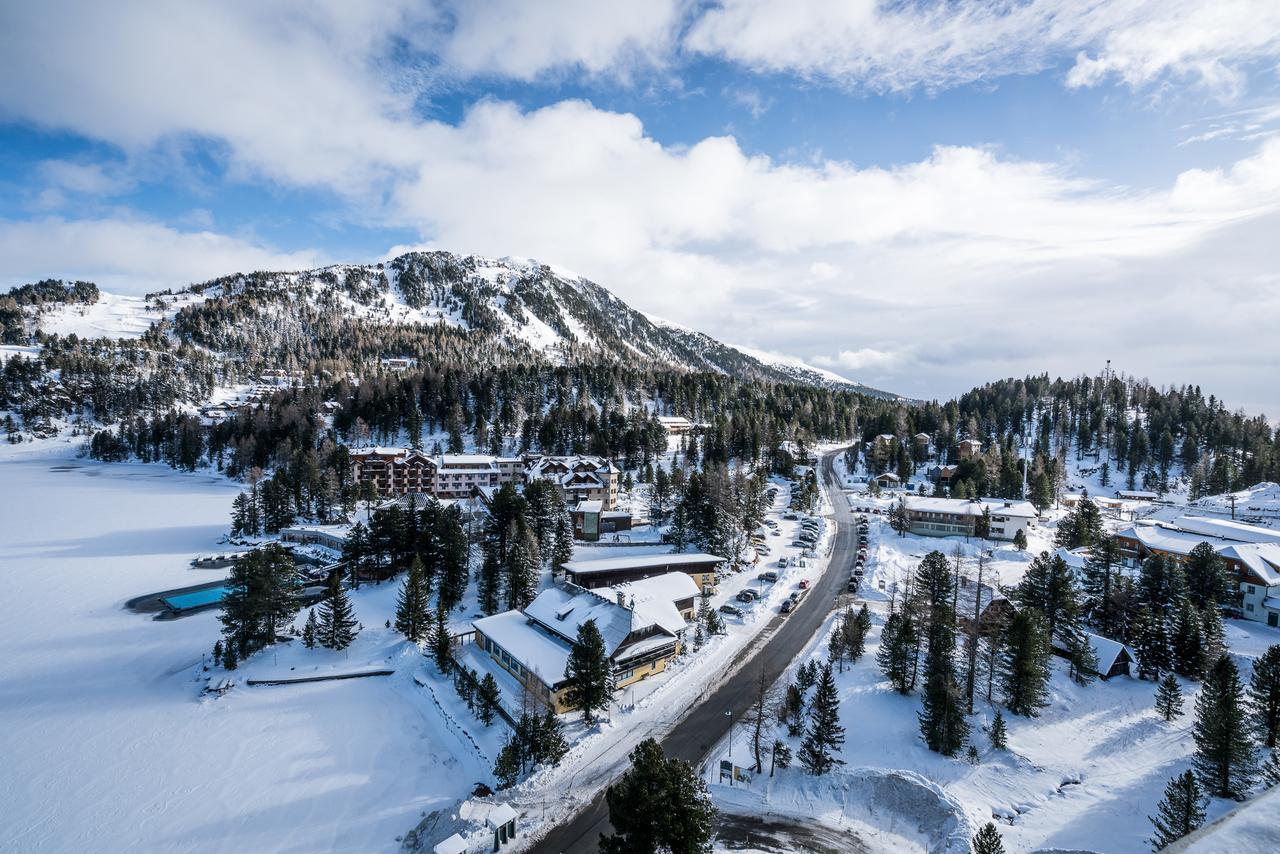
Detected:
left=1228, top=493, right=1238, bottom=521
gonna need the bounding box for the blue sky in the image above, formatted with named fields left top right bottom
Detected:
left=1, top=1, right=1279, bottom=414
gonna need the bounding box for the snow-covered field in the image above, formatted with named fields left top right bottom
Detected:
left=0, top=439, right=484, bottom=853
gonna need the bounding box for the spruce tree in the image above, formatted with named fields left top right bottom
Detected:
left=1000, top=609, right=1050, bottom=717
left=1155, top=673, right=1184, bottom=722
left=428, top=606, right=452, bottom=673
left=493, top=738, right=521, bottom=789
left=600, top=738, right=715, bottom=854
left=317, top=569, right=359, bottom=651
left=538, top=709, right=568, bottom=766
left=769, top=739, right=792, bottom=776
left=918, top=620, right=969, bottom=756
left=302, top=608, right=317, bottom=649
left=1200, top=606, right=1227, bottom=676
left=1192, top=654, right=1255, bottom=798
left=564, top=619, right=613, bottom=725
left=1148, top=770, right=1207, bottom=850
left=394, top=555, right=431, bottom=643
left=989, top=709, right=1008, bottom=750
left=1184, top=542, right=1228, bottom=610
left=1249, top=644, right=1280, bottom=749
left=846, top=604, right=871, bottom=662
left=1170, top=599, right=1205, bottom=679
left=478, top=547, right=502, bottom=616
left=972, top=822, right=1006, bottom=854
left=219, top=543, right=301, bottom=656
left=504, top=523, right=541, bottom=611
left=799, top=662, right=845, bottom=775
left=476, top=673, right=501, bottom=726
left=877, top=611, right=918, bottom=695
left=1133, top=607, right=1171, bottom=681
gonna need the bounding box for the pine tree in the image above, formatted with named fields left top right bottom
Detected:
left=538, top=709, right=568, bottom=766
left=1012, top=528, right=1027, bottom=551
left=394, top=555, right=432, bottom=643
left=1000, top=609, right=1050, bottom=717
left=845, top=604, right=870, bottom=662
left=1170, top=600, right=1205, bottom=679
left=504, top=523, right=541, bottom=611
left=1249, top=644, right=1280, bottom=749
left=550, top=505, right=574, bottom=574
left=1013, top=551, right=1081, bottom=644
left=918, top=621, right=969, bottom=756
left=317, top=569, right=359, bottom=651
left=494, top=738, right=521, bottom=789
left=1192, top=654, right=1255, bottom=798
left=600, top=738, right=715, bottom=854
left=1260, top=750, right=1280, bottom=788
left=1133, top=607, right=1171, bottom=681
left=428, top=606, right=452, bottom=673
left=828, top=625, right=848, bottom=673
left=989, top=709, right=1008, bottom=750
left=1148, top=770, right=1207, bottom=850
left=302, top=608, right=318, bottom=649
left=1201, top=606, right=1227, bottom=675
left=799, top=662, right=845, bottom=775
left=972, top=822, right=1007, bottom=854
left=219, top=543, right=301, bottom=656
left=478, top=547, right=502, bottom=615
left=1064, top=628, right=1099, bottom=685
left=1155, top=673, right=1184, bottom=722
left=1184, top=542, right=1229, bottom=610
left=769, top=739, right=792, bottom=776
left=476, top=673, right=501, bottom=726
left=877, top=611, right=918, bottom=695
left=564, top=619, right=613, bottom=725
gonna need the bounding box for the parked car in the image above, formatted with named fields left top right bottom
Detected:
left=770, top=530, right=781, bottom=537
left=780, top=599, right=795, bottom=614
left=737, top=589, right=759, bottom=603
left=719, top=603, right=744, bottom=617
left=777, top=557, right=788, bottom=568
left=798, top=579, right=810, bottom=590
left=847, top=580, right=858, bottom=593
left=759, top=570, right=778, bottom=582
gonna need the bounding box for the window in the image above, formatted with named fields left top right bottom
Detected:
left=1247, top=603, right=1255, bottom=612
left=1248, top=585, right=1257, bottom=595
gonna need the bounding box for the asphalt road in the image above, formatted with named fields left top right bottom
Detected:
left=532, top=449, right=859, bottom=853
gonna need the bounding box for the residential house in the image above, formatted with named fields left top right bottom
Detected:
left=957, top=438, right=983, bottom=461
left=1051, top=632, right=1136, bottom=680
left=656, top=415, right=693, bottom=436
left=470, top=575, right=693, bottom=713
left=524, top=455, right=620, bottom=510
left=903, top=496, right=1038, bottom=541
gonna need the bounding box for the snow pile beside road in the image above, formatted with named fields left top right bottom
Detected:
left=714, top=767, right=973, bottom=853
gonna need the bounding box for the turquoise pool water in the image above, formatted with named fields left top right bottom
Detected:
left=162, top=585, right=231, bottom=611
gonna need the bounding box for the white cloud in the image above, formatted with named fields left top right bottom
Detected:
left=437, top=0, right=686, bottom=81
left=686, top=0, right=1280, bottom=96
left=0, top=217, right=323, bottom=294
left=813, top=348, right=904, bottom=373
left=2, top=2, right=1280, bottom=411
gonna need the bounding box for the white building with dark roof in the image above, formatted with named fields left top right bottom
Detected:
left=470, top=574, right=693, bottom=713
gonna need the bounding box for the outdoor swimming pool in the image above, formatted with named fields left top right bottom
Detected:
left=162, top=585, right=231, bottom=612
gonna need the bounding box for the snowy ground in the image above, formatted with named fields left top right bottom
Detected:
left=703, top=492, right=1280, bottom=854
left=0, top=439, right=487, bottom=854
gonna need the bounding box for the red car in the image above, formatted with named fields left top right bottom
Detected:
left=798, top=579, right=810, bottom=590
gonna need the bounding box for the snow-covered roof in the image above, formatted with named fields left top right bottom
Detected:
left=1169, top=515, right=1280, bottom=545
left=905, top=497, right=1038, bottom=518
left=471, top=610, right=571, bottom=685
left=1051, top=631, right=1134, bottom=672
left=486, top=803, right=517, bottom=828
left=438, top=454, right=497, bottom=468
left=1116, top=490, right=1160, bottom=499
left=561, top=552, right=725, bottom=576
left=523, top=586, right=636, bottom=655
left=1218, top=543, right=1280, bottom=586
left=1054, top=547, right=1089, bottom=572
left=607, top=572, right=698, bottom=635
left=1115, top=523, right=1211, bottom=555
left=432, top=834, right=467, bottom=854
left=574, top=500, right=603, bottom=513
left=349, top=446, right=407, bottom=457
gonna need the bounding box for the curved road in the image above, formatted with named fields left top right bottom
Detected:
left=532, top=449, right=858, bottom=853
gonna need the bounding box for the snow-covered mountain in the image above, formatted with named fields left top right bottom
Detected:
left=27, top=251, right=898, bottom=396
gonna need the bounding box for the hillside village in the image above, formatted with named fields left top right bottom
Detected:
left=4, top=274, right=1280, bottom=854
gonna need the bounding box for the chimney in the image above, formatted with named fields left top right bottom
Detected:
left=616, top=590, right=626, bottom=607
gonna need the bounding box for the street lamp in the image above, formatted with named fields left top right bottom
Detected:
left=725, top=708, right=733, bottom=784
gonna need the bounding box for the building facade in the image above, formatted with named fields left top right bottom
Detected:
left=903, top=497, right=1038, bottom=541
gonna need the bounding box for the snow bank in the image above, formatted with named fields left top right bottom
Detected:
left=714, top=768, right=973, bottom=854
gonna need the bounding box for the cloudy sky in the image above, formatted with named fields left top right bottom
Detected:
left=2, top=1, right=1279, bottom=414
